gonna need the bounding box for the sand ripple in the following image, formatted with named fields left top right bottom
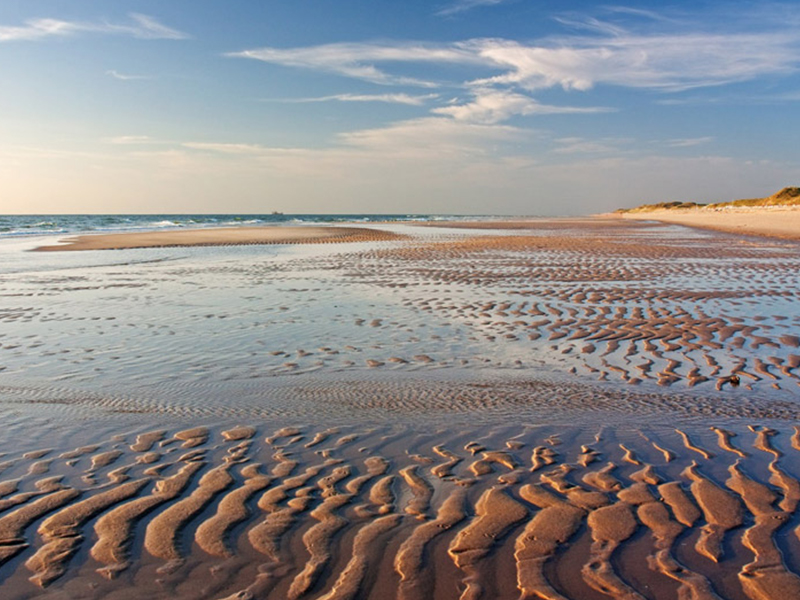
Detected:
left=0, top=420, right=796, bottom=598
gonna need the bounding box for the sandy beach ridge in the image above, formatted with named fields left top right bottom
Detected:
left=611, top=187, right=800, bottom=240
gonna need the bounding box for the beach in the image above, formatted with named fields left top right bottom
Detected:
left=615, top=205, right=800, bottom=240
left=1, top=217, right=800, bottom=599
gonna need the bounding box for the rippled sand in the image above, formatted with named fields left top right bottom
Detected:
left=1, top=421, right=800, bottom=600
left=1, top=218, right=800, bottom=599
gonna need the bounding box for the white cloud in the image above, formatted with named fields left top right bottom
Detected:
left=0, top=13, right=188, bottom=42
left=436, top=0, right=509, bottom=17
left=272, top=93, right=439, bottom=106
left=550, top=15, right=629, bottom=37
left=552, top=137, right=630, bottom=154
left=432, top=89, right=611, bottom=123
left=601, top=6, right=677, bottom=23
left=105, top=135, right=155, bottom=145
left=0, top=18, right=80, bottom=41
left=227, top=42, right=483, bottom=87
left=177, top=117, right=523, bottom=163
left=123, top=13, right=188, bottom=40
left=665, top=136, right=714, bottom=148
left=106, top=70, right=150, bottom=81
left=182, top=142, right=279, bottom=155
left=229, top=14, right=800, bottom=93
left=339, top=117, right=522, bottom=156
left=466, top=31, right=800, bottom=92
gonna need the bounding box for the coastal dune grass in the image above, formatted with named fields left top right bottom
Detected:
left=617, top=186, right=800, bottom=213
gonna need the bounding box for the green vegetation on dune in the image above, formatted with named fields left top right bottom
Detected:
left=709, top=186, right=800, bottom=208
left=615, top=201, right=706, bottom=214
left=616, top=187, right=800, bottom=213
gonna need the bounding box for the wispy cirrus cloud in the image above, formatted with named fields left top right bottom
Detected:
left=121, top=14, right=188, bottom=40
left=600, top=6, right=680, bottom=23
left=269, top=93, right=439, bottom=106
left=338, top=117, right=522, bottom=157
left=467, top=30, right=800, bottom=92
left=432, top=89, right=611, bottom=123
left=180, top=117, right=522, bottom=161
left=229, top=9, right=800, bottom=94
left=552, top=137, right=632, bottom=154
left=0, top=13, right=188, bottom=42
left=182, top=142, right=281, bottom=155
left=665, top=136, right=714, bottom=148
left=105, top=135, right=152, bottom=144
left=228, top=10, right=800, bottom=128
left=227, top=42, right=482, bottom=87
left=106, top=70, right=150, bottom=81
left=436, top=0, right=510, bottom=17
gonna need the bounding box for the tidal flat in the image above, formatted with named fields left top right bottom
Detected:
left=1, top=218, right=799, bottom=599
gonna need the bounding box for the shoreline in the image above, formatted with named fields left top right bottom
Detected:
left=610, top=205, right=800, bottom=240
left=29, top=206, right=800, bottom=252
left=31, top=225, right=404, bottom=251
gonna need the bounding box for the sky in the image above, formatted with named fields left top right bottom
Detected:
left=1, top=0, right=799, bottom=215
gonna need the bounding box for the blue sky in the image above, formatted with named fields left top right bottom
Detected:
left=1, top=1, right=799, bottom=215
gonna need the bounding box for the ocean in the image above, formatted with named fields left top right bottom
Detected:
left=0, top=213, right=488, bottom=238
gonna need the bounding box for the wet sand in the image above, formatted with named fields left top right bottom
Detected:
left=1, top=420, right=800, bottom=600
left=614, top=207, right=800, bottom=240
left=32, top=226, right=405, bottom=251
left=2, top=218, right=800, bottom=599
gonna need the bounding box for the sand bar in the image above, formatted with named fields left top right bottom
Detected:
left=614, top=206, right=800, bottom=240
left=32, top=225, right=403, bottom=251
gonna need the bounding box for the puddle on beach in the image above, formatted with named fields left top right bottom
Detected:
left=0, top=219, right=799, bottom=599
